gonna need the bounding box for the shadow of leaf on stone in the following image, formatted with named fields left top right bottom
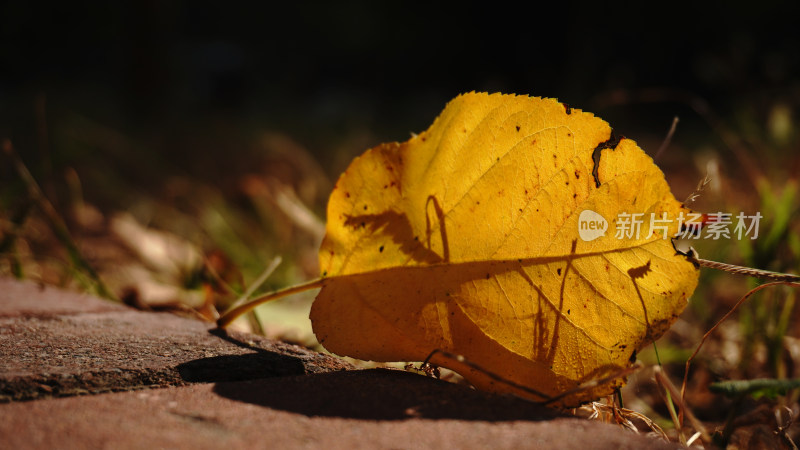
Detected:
left=177, top=329, right=311, bottom=383
left=177, top=353, right=306, bottom=383
left=212, top=368, right=564, bottom=421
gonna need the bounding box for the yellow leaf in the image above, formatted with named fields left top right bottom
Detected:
left=312, top=92, right=699, bottom=406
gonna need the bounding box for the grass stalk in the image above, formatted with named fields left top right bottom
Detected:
left=2, top=139, right=114, bottom=299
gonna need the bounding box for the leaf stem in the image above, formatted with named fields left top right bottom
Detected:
left=216, top=277, right=325, bottom=329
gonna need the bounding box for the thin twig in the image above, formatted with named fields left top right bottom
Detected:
left=593, top=87, right=764, bottom=189
left=423, top=349, right=551, bottom=401
left=654, top=366, right=711, bottom=446
left=423, top=349, right=640, bottom=406
left=681, top=282, right=800, bottom=419
left=695, top=258, right=800, bottom=282
left=653, top=116, right=679, bottom=161
left=776, top=406, right=799, bottom=450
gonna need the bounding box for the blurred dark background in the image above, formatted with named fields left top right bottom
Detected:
left=3, top=1, right=798, bottom=179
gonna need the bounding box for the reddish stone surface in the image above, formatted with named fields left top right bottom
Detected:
left=0, top=278, right=680, bottom=449
left=0, top=279, right=352, bottom=401
left=1, top=371, right=678, bottom=450
left=0, top=279, right=127, bottom=317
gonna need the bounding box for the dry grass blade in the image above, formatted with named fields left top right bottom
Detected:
left=225, top=256, right=283, bottom=312
left=683, top=174, right=711, bottom=205
left=2, top=139, right=114, bottom=299
left=695, top=259, right=800, bottom=282
left=680, top=282, right=800, bottom=424
left=654, top=366, right=711, bottom=446
left=270, top=180, right=325, bottom=241
left=686, top=431, right=702, bottom=447
left=580, top=402, right=669, bottom=441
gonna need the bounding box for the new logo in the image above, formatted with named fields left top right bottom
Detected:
left=578, top=210, right=608, bottom=241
